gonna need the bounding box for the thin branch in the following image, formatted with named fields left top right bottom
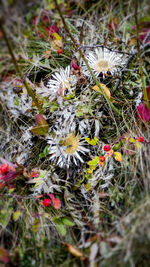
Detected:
left=0, top=17, right=44, bottom=114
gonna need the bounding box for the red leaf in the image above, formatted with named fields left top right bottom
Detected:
left=35, top=114, right=48, bottom=127
left=0, top=247, right=11, bottom=263
left=143, top=86, right=150, bottom=100
left=137, top=103, right=150, bottom=122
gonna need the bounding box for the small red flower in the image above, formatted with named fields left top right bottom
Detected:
left=57, top=49, right=63, bottom=55
left=99, top=156, right=105, bottom=162
left=43, top=199, right=51, bottom=207
left=137, top=136, right=144, bottom=143
left=0, top=164, right=9, bottom=174
left=103, top=145, right=111, bottom=151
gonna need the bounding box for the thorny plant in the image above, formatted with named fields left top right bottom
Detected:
left=0, top=0, right=150, bottom=266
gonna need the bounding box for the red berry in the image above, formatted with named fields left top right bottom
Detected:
left=137, top=136, right=144, bottom=142
left=99, top=156, right=105, bottom=162
left=0, top=164, right=9, bottom=174
left=103, top=145, right=111, bottom=151
left=57, top=49, right=63, bottom=55
left=43, top=199, right=51, bottom=207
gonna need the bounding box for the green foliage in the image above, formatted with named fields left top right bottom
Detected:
left=39, top=145, right=49, bottom=158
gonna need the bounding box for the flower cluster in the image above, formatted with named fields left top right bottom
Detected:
left=42, top=194, right=61, bottom=209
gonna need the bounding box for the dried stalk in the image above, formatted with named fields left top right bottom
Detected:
left=0, top=17, right=44, bottom=114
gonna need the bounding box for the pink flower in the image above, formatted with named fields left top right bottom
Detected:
left=137, top=103, right=150, bottom=122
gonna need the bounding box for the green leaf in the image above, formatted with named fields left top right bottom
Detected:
left=57, top=223, right=66, bottom=236
left=0, top=209, right=12, bottom=227
left=88, top=156, right=99, bottom=166
left=85, top=137, right=98, bottom=145
left=113, top=143, right=120, bottom=151
left=73, top=179, right=82, bottom=191
left=31, top=125, right=49, bottom=136
left=53, top=217, right=67, bottom=236
left=39, top=145, right=49, bottom=158
left=62, top=217, right=75, bottom=226
left=31, top=115, right=49, bottom=136
left=13, top=210, right=21, bottom=221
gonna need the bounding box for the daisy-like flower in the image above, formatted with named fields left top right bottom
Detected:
left=36, top=66, right=77, bottom=101
left=47, top=133, right=89, bottom=168
left=82, top=47, right=125, bottom=80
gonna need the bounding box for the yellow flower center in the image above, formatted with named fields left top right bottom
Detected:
left=62, top=134, right=79, bottom=154
left=94, top=59, right=109, bottom=72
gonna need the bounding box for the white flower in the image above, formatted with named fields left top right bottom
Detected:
left=47, top=133, right=89, bottom=168
left=82, top=47, right=125, bottom=80
left=36, top=66, right=77, bottom=100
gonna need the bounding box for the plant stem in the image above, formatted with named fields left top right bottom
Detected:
left=53, top=0, right=121, bottom=115
left=0, top=18, right=43, bottom=114
left=134, top=0, right=150, bottom=110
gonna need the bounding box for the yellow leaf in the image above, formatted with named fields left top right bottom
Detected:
left=114, top=152, right=122, bottom=162
left=92, top=84, right=111, bottom=98
left=129, top=138, right=136, bottom=143
left=53, top=32, right=61, bottom=40
left=13, top=210, right=21, bottom=221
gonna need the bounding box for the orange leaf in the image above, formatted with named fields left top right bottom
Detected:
left=52, top=198, right=61, bottom=209
left=45, top=50, right=51, bottom=59
left=65, top=244, right=86, bottom=260
left=92, top=84, right=111, bottom=98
